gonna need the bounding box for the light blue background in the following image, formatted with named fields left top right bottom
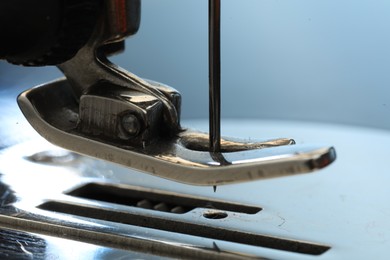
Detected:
left=1, top=0, right=390, bottom=129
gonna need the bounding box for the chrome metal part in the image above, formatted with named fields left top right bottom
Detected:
left=209, top=0, right=222, bottom=153
left=0, top=136, right=332, bottom=259
left=18, top=79, right=335, bottom=185
left=58, top=0, right=180, bottom=132
left=0, top=117, right=389, bottom=259
left=17, top=0, right=336, bottom=185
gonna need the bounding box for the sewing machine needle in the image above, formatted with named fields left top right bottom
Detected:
left=209, top=0, right=221, bottom=153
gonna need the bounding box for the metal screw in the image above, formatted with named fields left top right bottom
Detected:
left=121, top=113, right=141, bottom=137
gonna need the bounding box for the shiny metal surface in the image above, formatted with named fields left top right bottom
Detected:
left=58, top=0, right=180, bottom=131
left=209, top=0, right=221, bottom=152
left=16, top=0, right=336, bottom=186
left=0, top=109, right=389, bottom=259
left=0, top=0, right=388, bottom=258
left=18, top=79, right=335, bottom=185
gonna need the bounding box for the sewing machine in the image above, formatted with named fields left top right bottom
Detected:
left=0, top=0, right=389, bottom=259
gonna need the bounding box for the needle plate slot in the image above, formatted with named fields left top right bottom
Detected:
left=38, top=201, right=329, bottom=255
left=36, top=182, right=330, bottom=256
left=66, top=183, right=261, bottom=215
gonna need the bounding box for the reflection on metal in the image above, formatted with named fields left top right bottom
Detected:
left=18, top=79, right=335, bottom=185
left=0, top=229, right=46, bottom=259
left=16, top=0, right=336, bottom=185
left=57, top=0, right=180, bottom=133
left=2, top=117, right=390, bottom=259
left=0, top=140, right=331, bottom=258
left=25, top=149, right=79, bottom=165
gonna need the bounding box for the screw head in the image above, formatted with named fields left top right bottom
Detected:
left=121, top=113, right=141, bottom=137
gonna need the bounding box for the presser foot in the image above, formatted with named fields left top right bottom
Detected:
left=18, top=78, right=336, bottom=186
left=17, top=0, right=335, bottom=185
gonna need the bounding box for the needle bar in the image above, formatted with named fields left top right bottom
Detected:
left=209, top=0, right=221, bottom=153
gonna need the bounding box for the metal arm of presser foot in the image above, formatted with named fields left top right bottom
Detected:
left=17, top=0, right=336, bottom=186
